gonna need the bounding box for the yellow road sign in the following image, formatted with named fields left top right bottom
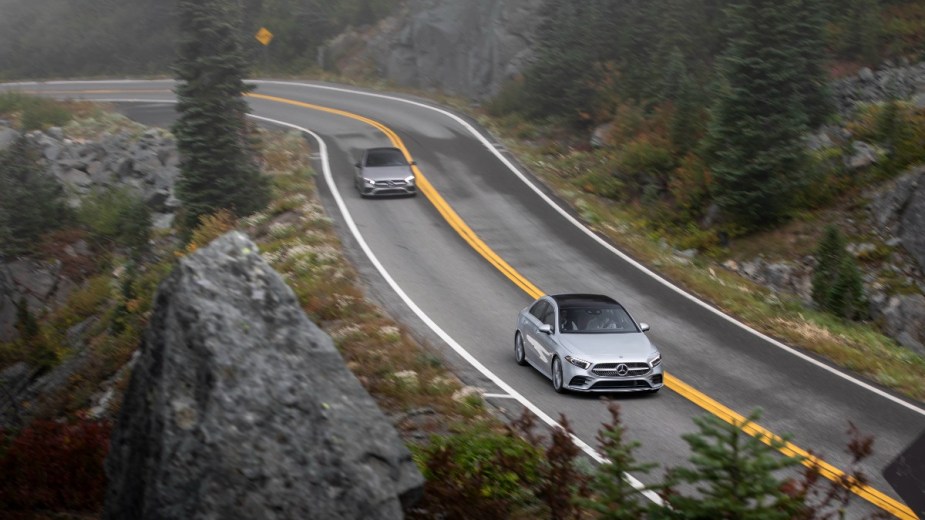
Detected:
left=255, top=27, right=273, bottom=46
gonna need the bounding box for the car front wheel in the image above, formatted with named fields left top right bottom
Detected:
left=552, top=357, right=565, bottom=393
left=514, top=332, right=527, bottom=366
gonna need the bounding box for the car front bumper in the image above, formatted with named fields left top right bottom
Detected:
left=563, top=362, right=664, bottom=393
left=359, top=180, right=416, bottom=197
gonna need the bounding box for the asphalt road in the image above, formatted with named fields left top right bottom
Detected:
left=5, top=79, right=924, bottom=518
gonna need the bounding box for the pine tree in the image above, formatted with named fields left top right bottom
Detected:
left=811, top=225, right=846, bottom=305
left=828, top=254, right=866, bottom=320
left=579, top=403, right=659, bottom=520
left=522, top=0, right=605, bottom=122
left=790, top=0, right=834, bottom=128
left=662, top=411, right=804, bottom=519
left=173, top=0, right=270, bottom=232
left=0, top=138, right=71, bottom=255
left=706, top=0, right=812, bottom=229
left=812, top=226, right=866, bottom=320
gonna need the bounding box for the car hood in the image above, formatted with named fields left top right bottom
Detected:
left=559, top=332, right=656, bottom=363
left=361, top=166, right=412, bottom=181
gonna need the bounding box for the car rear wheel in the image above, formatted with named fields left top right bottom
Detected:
left=552, top=357, right=565, bottom=393
left=514, top=333, right=527, bottom=366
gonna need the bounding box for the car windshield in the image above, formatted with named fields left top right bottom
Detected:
left=559, top=304, right=637, bottom=333
left=365, top=149, right=408, bottom=167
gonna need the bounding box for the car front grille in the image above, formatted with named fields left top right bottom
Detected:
left=591, top=362, right=651, bottom=377
left=373, top=179, right=408, bottom=187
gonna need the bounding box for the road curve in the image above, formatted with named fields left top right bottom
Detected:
left=5, top=79, right=923, bottom=518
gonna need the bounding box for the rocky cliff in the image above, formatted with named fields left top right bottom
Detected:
left=323, top=0, right=544, bottom=99
left=0, top=121, right=179, bottom=344
left=104, top=231, right=423, bottom=519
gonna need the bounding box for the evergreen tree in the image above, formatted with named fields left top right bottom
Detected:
left=706, top=0, right=811, bottom=229
left=173, top=0, right=270, bottom=232
left=579, top=403, right=658, bottom=519
left=828, top=254, right=866, bottom=320
left=522, top=0, right=605, bottom=122
left=0, top=138, right=71, bottom=255
left=790, top=0, right=834, bottom=128
left=812, top=226, right=866, bottom=319
left=845, top=0, right=881, bottom=64
left=662, top=411, right=804, bottom=519
left=811, top=225, right=845, bottom=305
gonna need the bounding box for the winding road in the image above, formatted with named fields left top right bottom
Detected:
left=4, top=79, right=923, bottom=519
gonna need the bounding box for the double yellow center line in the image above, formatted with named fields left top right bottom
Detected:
left=248, top=92, right=916, bottom=520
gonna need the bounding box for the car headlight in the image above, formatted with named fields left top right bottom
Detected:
left=364, top=178, right=375, bottom=185
left=404, top=175, right=415, bottom=184
left=565, top=355, right=591, bottom=370
left=648, top=352, right=662, bottom=367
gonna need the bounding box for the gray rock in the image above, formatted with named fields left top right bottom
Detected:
left=591, top=122, right=614, bottom=148
left=104, top=232, right=422, bottom=520
left=875, top=294, right=925, bottom=356
left=869, top=167, right=925, bottom=273
left=899, top=172, right=925, bottom=273
left=0, top=126, right=20, bottom=151
left=326, top=0, right=544, bottom=99
left=846, top=141, right=881, bottom=169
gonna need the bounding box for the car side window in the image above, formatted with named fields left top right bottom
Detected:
left=540, top=305, right=556, bottom=327
left=529, top=301, right=549, bottom=321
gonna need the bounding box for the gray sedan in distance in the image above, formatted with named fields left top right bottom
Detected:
left=514, top=294, right=664, bottom=394
left=354, top=147, right=417, bottom=197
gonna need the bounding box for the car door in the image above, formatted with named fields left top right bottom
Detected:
left=524, top=299, right=557, bottom=371
left=536, top=301, right=559, bottom=376
left=523, top=300, right=549, bottom=367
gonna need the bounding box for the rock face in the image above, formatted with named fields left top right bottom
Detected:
left=870, top=166, right=925, bottom=273
left=103, top=232, right=422, bottom=519
left=832, top=61, right=925, bottom=115
left=324, top=0, right=544, bottom=99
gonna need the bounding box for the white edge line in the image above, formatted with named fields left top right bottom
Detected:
left=253, top=79, right=925, bottom=418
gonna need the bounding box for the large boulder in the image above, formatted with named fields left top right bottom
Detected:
left=104, top=232, right=423, bottom=519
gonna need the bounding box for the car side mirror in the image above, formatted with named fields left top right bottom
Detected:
left=639, top=322, right=650, bottom=332
left=539, top=324, right=553, bottom=334
left=355, top=162, right=361, bottom=168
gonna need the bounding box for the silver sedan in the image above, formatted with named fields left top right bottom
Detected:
left=354, top=147, right=417, bottom=197
left=514, top=294, right=664, bottom=393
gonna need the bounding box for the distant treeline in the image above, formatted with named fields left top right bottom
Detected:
left=0, top=0, right=401, bottom=80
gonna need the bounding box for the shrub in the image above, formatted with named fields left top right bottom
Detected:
left=410, top=421, right=544, bottom=519
left=78, top=187, right=151, bottom=257
left=616, top=137, right=676, bottom=199
left=0, top=419, right=111, bottom=513
left=184, top=209, right=237, bottom=252
left=0, top=92, right=73, bottom=130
